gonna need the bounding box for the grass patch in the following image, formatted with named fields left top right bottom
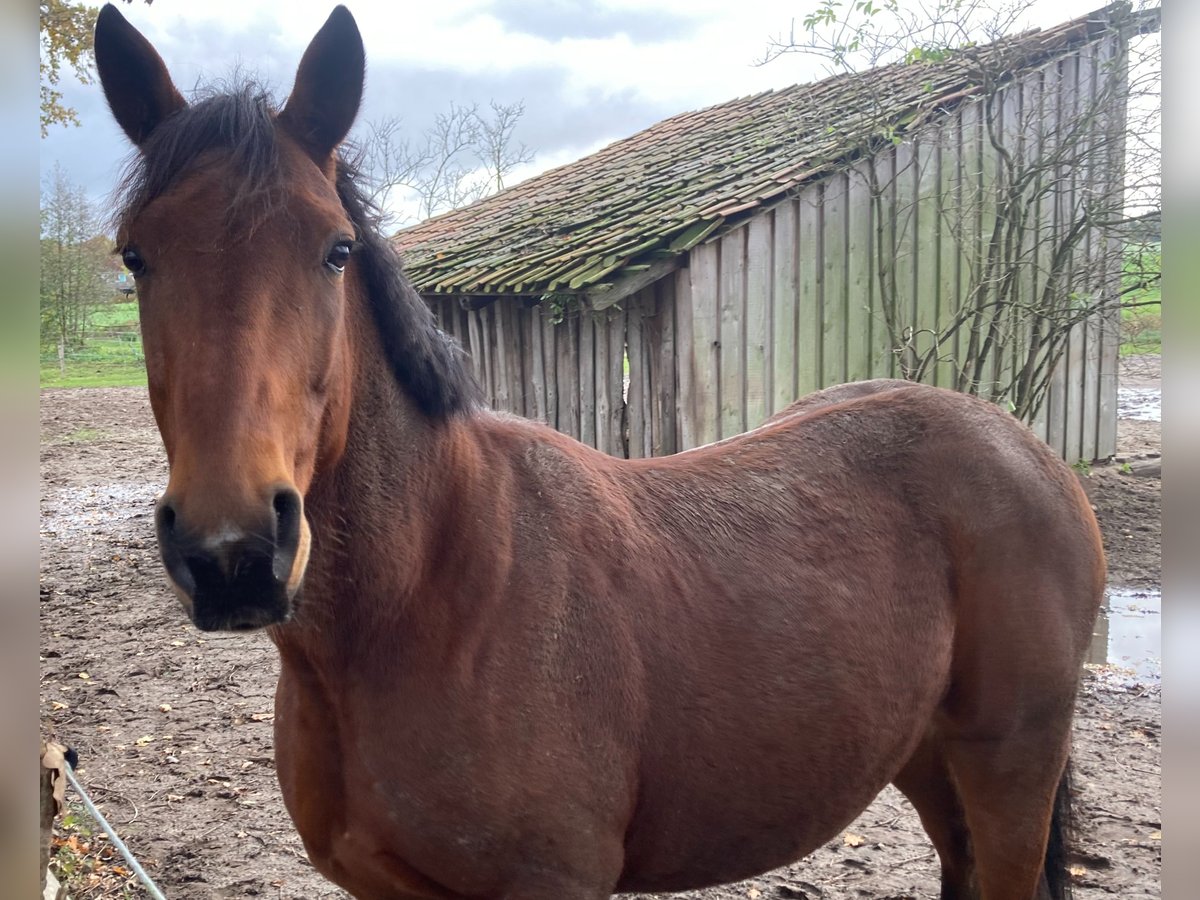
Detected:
left=41, top=359, right=147, bottom=389
left=89, top=301, right=139, bottom=329
left=41, top=337, right=147, bottom=389
left=1120, top=302, right=1160, bottom=356
left=41, top=301, right=146, bottom=388
left=63, top=427, right=107, bottom=444
left=1120, top=243, right=1161, bottom=356
left=51, top=803, right=140, bottom=899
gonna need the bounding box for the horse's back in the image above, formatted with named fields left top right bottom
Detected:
left=770, top=381, right=1105, bottom=737
left=781, top=379, right=1105, bottom=644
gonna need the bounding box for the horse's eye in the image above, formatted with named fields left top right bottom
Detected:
left=324, top=241, right=355, bottom=273
left=121, top=248, right=146, bottom=277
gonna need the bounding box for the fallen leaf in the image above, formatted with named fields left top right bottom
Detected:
left=1069, top=865, right=1087, bottom=877
left=135, top=735, right=155, bottom=746
left=41, top=741, right=69, bottom=815
left=249, top=712, right=274, bottom=722
left=51, top=701, right=69, bottom=711
left=843, top=832, right=866, bottom=848
left=1150, top=831, right=1161, bottom=841
left=77, top=672, right=90, bottom=680
left=158, top=703, right=172, bottom=712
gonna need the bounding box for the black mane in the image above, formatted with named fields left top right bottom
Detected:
left=113, top=83, right=480, bottom=420
left=334, top=161, right=482, bottom=419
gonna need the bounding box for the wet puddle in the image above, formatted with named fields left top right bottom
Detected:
left=40, top=482, right=160, bottom=541
left=1088, top=586, right=1161, bottom=682
left=1117, top=387, right=1161, bottom=422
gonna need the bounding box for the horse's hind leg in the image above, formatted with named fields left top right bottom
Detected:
left=943, top=729, right=1072, bottom=900
left=892, top=734, right=977, bottom=899
left=937, top=582, right=1083, bottom=900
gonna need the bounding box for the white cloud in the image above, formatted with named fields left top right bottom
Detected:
left=46, top=0, right=1117, bottom=213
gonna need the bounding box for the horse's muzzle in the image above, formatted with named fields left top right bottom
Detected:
left=154, top=488, right=304, bottom=631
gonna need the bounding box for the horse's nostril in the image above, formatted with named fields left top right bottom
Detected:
left=158, top=501, right=177, bottom=534
left=272, top=488, right=301, bottom=543
left=271, top=487, right=303, bottom=585
left=155, top=500, right=195, bottom=595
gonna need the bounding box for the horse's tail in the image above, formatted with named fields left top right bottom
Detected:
left=1044, top=760, right=1075, bottom=900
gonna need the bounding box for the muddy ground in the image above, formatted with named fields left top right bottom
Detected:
left=39, top=359, right=1161, bottom=899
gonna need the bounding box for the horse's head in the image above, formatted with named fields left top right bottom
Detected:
left=95, top=4, right=366, bottom=631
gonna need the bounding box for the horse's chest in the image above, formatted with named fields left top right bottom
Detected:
left=272, top=669, right=536, bottom=897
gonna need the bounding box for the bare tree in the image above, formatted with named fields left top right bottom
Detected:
left=763, top=0, right=1160, bottom=423
left=478, top=100, right=536, bottom=194
left=40, top=164, right=112, bottom=356
left=356, top=101, right=534, bottom=228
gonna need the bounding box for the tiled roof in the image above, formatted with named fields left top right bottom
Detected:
left=393, top=4, right=1146, bottom=298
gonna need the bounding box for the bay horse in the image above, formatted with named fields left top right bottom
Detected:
left=94, top=5, right=1104, bottom=899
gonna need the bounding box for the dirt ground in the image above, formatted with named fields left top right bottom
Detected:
left=39, top=359, right=1161, bottom=900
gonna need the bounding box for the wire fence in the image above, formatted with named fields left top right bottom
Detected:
left=40, top=327, right=146, bottom=385
left=62, top=761, right=168, bottom=900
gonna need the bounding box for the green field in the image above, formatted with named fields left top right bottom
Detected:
left=40, top=355, right=148, bottom=388
left=88, top=300, right=139, bottom=329
left=41, top=301, right=147, bottom=388
left=1120, top=244, right=1161, bottom=356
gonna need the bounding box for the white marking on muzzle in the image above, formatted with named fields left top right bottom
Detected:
left=286, top=517, right=312, bottom=597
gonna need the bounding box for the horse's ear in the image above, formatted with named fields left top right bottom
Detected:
left=279, top=6, right=365, bottom=163
left=94, top=3, right=187, bottom=147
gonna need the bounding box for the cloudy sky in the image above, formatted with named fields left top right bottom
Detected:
left=43, top=0, right=1107, bottom=225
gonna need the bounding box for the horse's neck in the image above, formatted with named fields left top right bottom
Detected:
left=273, top=309, right=473, bottom=664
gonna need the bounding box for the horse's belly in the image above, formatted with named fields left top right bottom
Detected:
left=616, top=768, right=892, bottom=893
left=616, top=671, right=946, bottom=892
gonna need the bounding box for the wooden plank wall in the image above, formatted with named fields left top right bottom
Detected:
left=430, top=296, right=628, bottom=456
left=672, top=41, right=1123, bottom=463
left=427, top=40, right=1124, bottom=466
left=429, top=288, right=677, bottom=459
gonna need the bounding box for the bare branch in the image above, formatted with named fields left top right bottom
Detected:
left=761, top=0, right=1160, bottom=429
left=356, top=100, right=536, bottom=228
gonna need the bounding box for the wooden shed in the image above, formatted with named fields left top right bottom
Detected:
left=395, top=3, right=1152, bottom=463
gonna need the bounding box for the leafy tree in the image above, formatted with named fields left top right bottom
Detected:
left=40, top=164, right=112, bottom=353
left=40, top=0, right=151, bottom=138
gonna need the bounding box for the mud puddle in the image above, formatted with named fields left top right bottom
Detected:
left=1089, top=586, right=1161, bottom=682
left=1117, top=387, right=1161, bottom=422
left=40, top=482, right=159, bottom=541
